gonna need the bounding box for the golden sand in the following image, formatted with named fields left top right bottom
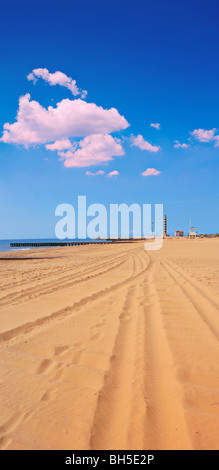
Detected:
left=0, top=239, right=218, bottom=450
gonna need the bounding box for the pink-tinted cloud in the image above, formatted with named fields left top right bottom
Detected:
left=59, top=134, right=124, bottom=168
left=174, top=140, right=189, bottom=148
left=27, top=68, right=87, bottom=98
left=190, top=128, right=217, bottom=142
left=214, top=135, right=219, bottom=146
left=150, top=123, right=160, bottom=130
left=141, top=168, right=161, bottom=176
left=0, top=94, right=129, bottom=146
left=45, top=139, right=73, bottom=151
left=85, top=170, right=105, bottom=176
left=106, top=170, right=119, bottom=177
left=130, top=134, right=160, bottom=152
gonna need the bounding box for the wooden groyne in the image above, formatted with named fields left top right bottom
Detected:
left=10, top=241, right=112, bottom=248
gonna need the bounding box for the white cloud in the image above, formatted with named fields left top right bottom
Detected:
left=150, top=123, right=160, bottom=130
left=106, top=170, right=119, bottom=177
left=214, top=135, right=219, bottom=147
left=174, top=140, right=189, bottom=148
left=190, top=128, right=217, bottom=142
left=141, top=168, right=161, bottom=176
left=58, top=134, right=124, bottom=168
left=45, top=139, right=73, bottom=151
left=0, top=94, right=129, bottom=146
left=130, top=134, right=160, bottom=152
left=85, top=170, right=105, bottom=176
left=27, top=68, right=87, bottom=98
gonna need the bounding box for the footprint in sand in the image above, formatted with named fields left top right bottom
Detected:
left=54, top=345, right=70, bottom=357
left=0, top=436, right=12, bottom=450
left=36, top=358, right=53, bottom=375
left=90, top=322, right=105, bottom=331
left=119, top=313, right=130, bottom=321
left=90, top=332, right=103, bottom=341
left=52, top=365, right=65, bottom=380
left=41, top=383, right=57, bottom=402
left=71, top=350, right=83, bottom=364
left=0, top=411, right=25, bottom=436
left=73, top=342, right=84, bottom=348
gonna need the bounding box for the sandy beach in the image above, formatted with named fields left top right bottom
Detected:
left=0, top=239, right=218, bottom=450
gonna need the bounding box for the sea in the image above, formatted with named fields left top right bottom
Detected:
left=0, top=239, right=109, bottom=253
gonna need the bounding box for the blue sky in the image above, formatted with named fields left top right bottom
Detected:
left=0, top=0, right=219, bottom=237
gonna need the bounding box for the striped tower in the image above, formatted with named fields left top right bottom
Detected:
left=163, top=214, right=167, bottom=238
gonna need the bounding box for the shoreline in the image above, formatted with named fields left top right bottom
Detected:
left=1, top=235, right=218, bottom=253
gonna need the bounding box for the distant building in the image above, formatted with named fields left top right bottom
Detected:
left=189, top=227, right=197, bottom=239
left=175, top=230, right=184, bottom=237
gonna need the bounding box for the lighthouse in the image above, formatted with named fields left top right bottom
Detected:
left=163, top=214, right=167, bottom=238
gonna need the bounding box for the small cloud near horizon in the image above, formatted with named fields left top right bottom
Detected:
left=85, top=170, right=105, bottom=176
left=106, top=170, right=119, bottom=178
left=174, top=140, right=189, bottom=149
left=214, top=135, right=219, bottom=147
left=141, top=168, right=161, bottom=176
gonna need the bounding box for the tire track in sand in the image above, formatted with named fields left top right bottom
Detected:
left=0, top=251, right=151, bottom=347
left=90, top=251, right=192, bottom=450
left=151, top=253, right=219, bottom=449
left=159, top=259, right=219, bottom=340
